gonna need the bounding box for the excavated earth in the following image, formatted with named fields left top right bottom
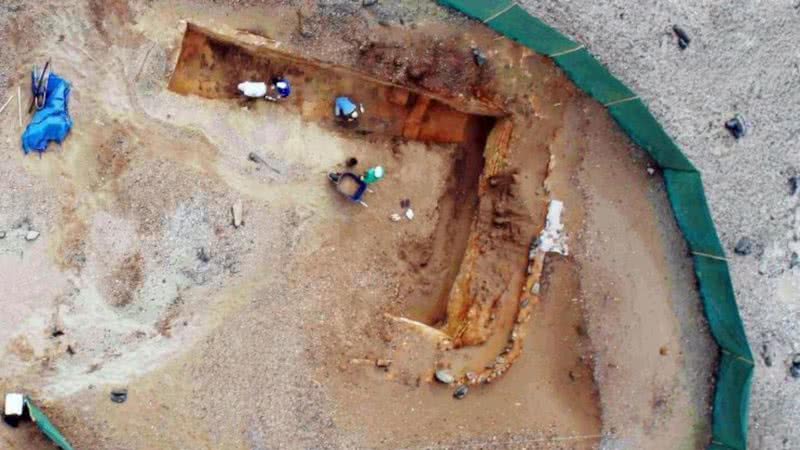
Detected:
left=0, top=1, right=715, bottom=449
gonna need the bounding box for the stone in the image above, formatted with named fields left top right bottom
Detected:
left=389, top=213, right=402, bottom=222
left=734, top=237, right=753, bottom=256
left=110, top=389, right=128, bottom=403
left=0, top=231, right=5, bottom=239
left=453, top=384, right=468, bottom=399
left=197, top=247, right=211, bottom=263
left=248, top=152, right=265, bottom=165
left=493, top=216, right=511, bottom=226
left=435, top=369, right=455, bottom=384
left=790, top=252, right=799, bottom=269
left=724, top=115, right=747, bottom=139
left=789, top=176, right=799, bottom=196
left=375, top=359, right=392, bottom=369
left=760, top=343, right=773, bottom=367
left=471, top=47, right=487, bottom=67
left=362, top=0, right=378, bottom=6
left=232, top=200, right=243, bottom=228
left=791, top=354, right=800, bottom=379
left=404, top=208, right=414, bottom=220
left=25, top=230, right=40, bottom=241
left=673, top=25, right=690, bottom=50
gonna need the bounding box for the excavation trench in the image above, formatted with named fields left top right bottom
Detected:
left=169, top=24, right=502, bottom=143
left=168, top=23, right=533, bottom=384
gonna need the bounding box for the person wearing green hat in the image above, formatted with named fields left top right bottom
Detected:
left=362, top=166, right=384, bottom=184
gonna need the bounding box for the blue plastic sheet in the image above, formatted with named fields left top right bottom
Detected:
left=21, top=73, right=73, bottom=154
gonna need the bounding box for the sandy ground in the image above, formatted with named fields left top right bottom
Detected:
left=0, top=0, right=733, bottom=449
left=517, top=2, right=800, bottom=447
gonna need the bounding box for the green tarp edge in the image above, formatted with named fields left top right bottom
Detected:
left=24, top=397, right=75, bottom=450
left=436, top=1, right=754, bottom=449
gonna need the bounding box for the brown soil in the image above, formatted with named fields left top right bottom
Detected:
left=105, top=252, right=145, bottom=307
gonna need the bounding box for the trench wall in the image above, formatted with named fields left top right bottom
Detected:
left=436, top=1, right=754, bottom=449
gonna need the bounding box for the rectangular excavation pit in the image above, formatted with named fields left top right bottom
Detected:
left=168, top=23, right=504, bottom=144
left=168, top=23, right=509, bottom=330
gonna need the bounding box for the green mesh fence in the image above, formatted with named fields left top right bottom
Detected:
left=437, top=1, right=754, bottom=449
left=25, top=397, right=75, bottom=450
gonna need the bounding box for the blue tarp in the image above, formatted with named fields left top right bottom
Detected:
left=21, top=72, right=73, bottom=154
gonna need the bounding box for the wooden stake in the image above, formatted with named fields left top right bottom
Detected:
left=17, top=86, right=22, bottom=127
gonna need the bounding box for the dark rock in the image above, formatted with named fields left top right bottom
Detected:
left=673, top=25, right=690, bottom=50
left=197, top=247, right=211, bottom=263
left=0, top=231, right=5, bottom=239
left=791, top=354, right=800, bottom=379
left=453, top=384, right=468, bottom=399
left=362, top=0, right=378, bottom=6
left=110, top=389, right=128, bottom=403
left=248, top=152, right=265, bottom=165
left=734, top=237, right=753, bottom=256
left=789, top=252, right=799, bottom=269
left=724, top=115, right=747, bottom=139
left=761, top=343, right=773, bottom=367
left=346, top=157, right=358, bottom=168
left=789, top=176, right=799, bottom=196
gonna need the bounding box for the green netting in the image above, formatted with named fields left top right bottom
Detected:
left=708, top=444, right=742, bottom=450
left=663, top=170, right=726, bottom=258
left=439, top=0, right=579, bottom=56
left=690, top=255, right=753, bottom=360
left=25, top=397, right=75, bottom=450
left=487, top=5, right=579, bottom=56
left=608, top=99, right=697, bottom=172
left=711, top=353, right=754, bottom=450
left=437, top=1, right=753, bottom=449
left=553, top=48, right=636, bottom=105
left=436, top=0, right=514, bottom=22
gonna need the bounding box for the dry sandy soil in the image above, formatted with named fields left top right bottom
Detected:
left=0, top=0, right=748, bottom=449
left=518, top=2, right=800, bottom=448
